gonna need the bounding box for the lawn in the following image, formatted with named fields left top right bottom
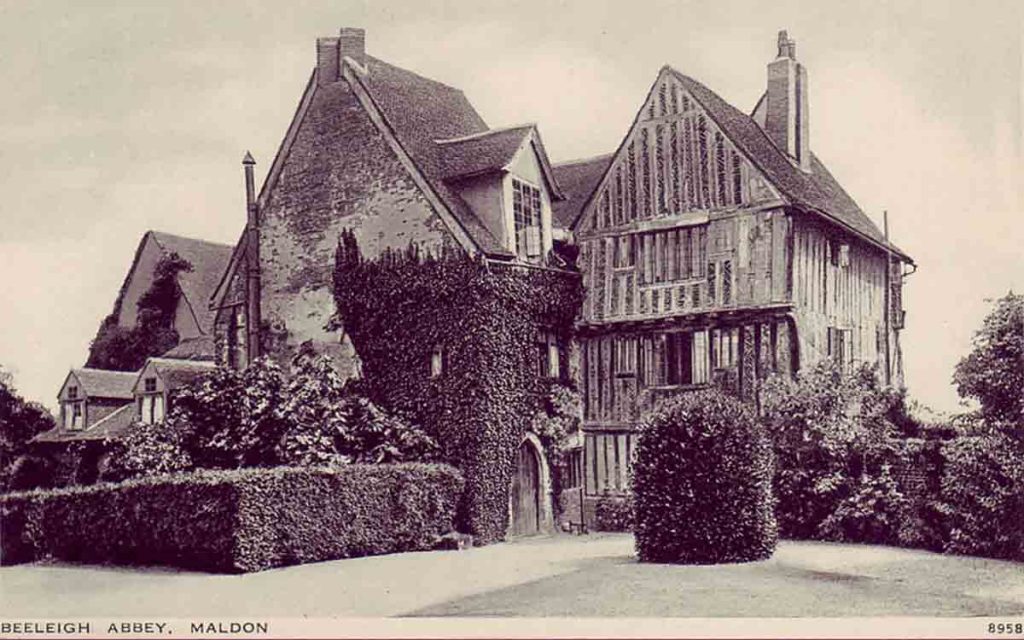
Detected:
left=3, top=534, right=1022, bottom=618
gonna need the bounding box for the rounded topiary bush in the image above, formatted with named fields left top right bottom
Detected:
left=632, top=389, right=777, bottom=564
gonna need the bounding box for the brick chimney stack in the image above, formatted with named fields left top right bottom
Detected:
left=316, top=28, right=366, bottom=86
left=765, top=30, right=810, bottom=172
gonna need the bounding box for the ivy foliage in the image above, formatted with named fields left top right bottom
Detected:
left=86, top=252, right=193, bottom=371
left=332, top=231, right=583, bottom=543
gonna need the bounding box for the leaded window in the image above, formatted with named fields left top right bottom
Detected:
left=512, top=179, right=542, bottom=259
left=722, top=260, right=733, bottom=305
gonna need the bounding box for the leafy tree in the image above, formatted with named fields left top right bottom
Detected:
left=86, top=252, right=192, bottom=371
left=100, top=420, right=193, bottom=482
left=0, top=366, right=55, bottom=491
left=761, top=360, right=908, bottom=540
left=278, top=350, right=438, bottom=465
left=167, top=357, right=289, bottom=469
left=953, top=291, right=1024, bottom=434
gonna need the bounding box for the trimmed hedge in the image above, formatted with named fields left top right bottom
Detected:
left=633, top=390, right=777, bottom=564
left=1, top=463, right=463, bottom=573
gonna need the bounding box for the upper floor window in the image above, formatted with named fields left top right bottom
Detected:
left=430, top=344, right=444, bottom=378
left=65, top=401, right=83, bottom=430
left=139, top=376, right=163, bottom=424
left=512, top=179, right=542, bottom=259
left=67, top=386, right=78, bottom=400
left=535, top=331, right=561, bottom=379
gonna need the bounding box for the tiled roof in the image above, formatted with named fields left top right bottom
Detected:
left=666, top=68, right=911, bottom=262
left=33, top=404, right=135, bottom=443
left=161, top=336, right=216, bottom=361
left=356, top=57, right=512, bottom=257
left=146, top=357, right=217, bottom=391
left=552, top=154, right=614, bottom=229
left=437, top=125, right=535, bottom=180
left=148, top=232, right=234, bottom=332
left=70, top=368, right=137, bottom=400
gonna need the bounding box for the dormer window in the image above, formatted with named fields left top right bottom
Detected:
left=512, top=179, right=542, bottom=259
left=139, top=376, right=163, bottom=425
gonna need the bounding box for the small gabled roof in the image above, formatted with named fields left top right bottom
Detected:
left=61, top=368, right=137, bottom=400
left=664, top=68, right=912, bottom=263
left=33, top=404, right=135, bottom=443
left=136, top=357, right=217, bottom=393
left=552, top=154, right=614, bottom=229
left=436, top=124, right=566, bottom=201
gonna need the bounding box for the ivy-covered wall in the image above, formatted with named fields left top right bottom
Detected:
left=333, top=231, right=583, bottom=543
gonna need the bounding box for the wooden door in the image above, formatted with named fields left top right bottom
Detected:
left=510, top=441, right=540, bottom=536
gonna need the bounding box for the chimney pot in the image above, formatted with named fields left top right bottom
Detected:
left=765, top=30, right=810, bottom=171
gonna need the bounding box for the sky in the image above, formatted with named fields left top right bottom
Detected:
left=0, top=0, right=1020, bottom=415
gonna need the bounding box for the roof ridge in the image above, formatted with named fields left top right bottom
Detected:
left=366, top=55, right=468, bottom=95
left=74, top=367, right=137, bottom=375
left=148, top=230, right=233, bottom=250
left=554, top=152, right=615, bottom=167
left=435, top=123, right=535, bottom=145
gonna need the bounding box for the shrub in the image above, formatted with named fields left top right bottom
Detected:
left=761, top=360, right=910, bottom=541
left=594, top=490, right=633, bottom=532
left=818, top=465, right=908, bottom=545
left=168, top=357, right=289, bottom=469
left=940, top=435, right=1024, bottom=561
left=632, top=389, right=776, bottom=564
left=1, top=463, right=464, bottom=572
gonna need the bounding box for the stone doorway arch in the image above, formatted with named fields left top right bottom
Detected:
left=508, top=433, right=553, bottom=538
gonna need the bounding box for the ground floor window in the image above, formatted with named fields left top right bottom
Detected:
left=583, top=431, right=634, bottom=496
left=828, top=326, right=853, bottom=370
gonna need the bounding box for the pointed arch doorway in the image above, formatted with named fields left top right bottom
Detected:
left=508, top=433, right=553, bottom=538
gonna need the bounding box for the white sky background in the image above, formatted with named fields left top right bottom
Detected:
left=0, top=0, right=1020, bottom=415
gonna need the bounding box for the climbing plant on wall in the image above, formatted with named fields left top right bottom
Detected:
left=332, top=230, right=584, bottom=543
left=86, top=252, right=193, bottom=371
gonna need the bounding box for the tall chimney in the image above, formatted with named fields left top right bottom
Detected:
left=316, top=37, right=340, bottom=86
left=338, top=28, right=366, bottom=66
left=765, top=30, right=810, bottom=171
left=242, top=152, right=261, bottom=362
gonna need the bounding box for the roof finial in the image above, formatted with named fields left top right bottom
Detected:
left=242, top=151, right=256, bottom=166
left=776, top=30, right=796, bottom=60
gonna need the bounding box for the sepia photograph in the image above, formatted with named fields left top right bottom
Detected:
left=0, top=0, right=1021, bottom=637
